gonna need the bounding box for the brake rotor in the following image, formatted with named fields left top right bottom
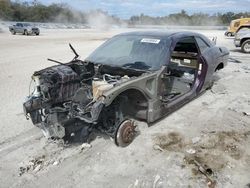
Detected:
left=115, top=119, right=136, bottom=147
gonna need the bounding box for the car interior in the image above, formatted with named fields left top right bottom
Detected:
left=163, top=37, right=199, bottom=101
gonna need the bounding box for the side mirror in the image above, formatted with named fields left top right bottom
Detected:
left=208, top=36, right=217, bottom=45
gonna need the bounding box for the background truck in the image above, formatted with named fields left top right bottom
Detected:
left=225, top=18, right=250, bottom=37
left=9, top=23, right=40, bottom=35
left=234, top=26, right=250, bottom=53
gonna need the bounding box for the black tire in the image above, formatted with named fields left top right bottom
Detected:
left=11, top=31, right=16, bottom=35
left=227, top=32, right=233, bottom=37
left=36, top=32, right=40, bottom=36
left=241, top=39, right=250, bottom=53
left=24, top=30, right=28, bottom=35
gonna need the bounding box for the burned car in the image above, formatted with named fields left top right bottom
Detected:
left=23, top=31, right=229, bottom=147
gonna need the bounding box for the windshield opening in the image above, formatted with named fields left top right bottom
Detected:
left=86, top=35, right=171, bottom=71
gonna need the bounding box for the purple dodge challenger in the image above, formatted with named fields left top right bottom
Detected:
left=23, top=31, right=229, bottom=146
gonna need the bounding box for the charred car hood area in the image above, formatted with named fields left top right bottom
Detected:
left=23, top=59, right=154, bottom=144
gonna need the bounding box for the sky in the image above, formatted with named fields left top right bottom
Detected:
left=23, top=0, right=250, bottom=18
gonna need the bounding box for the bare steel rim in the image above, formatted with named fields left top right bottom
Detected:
left=115, top=119, right=136, bottom=147
left=243, top=41, right=250, bottom=53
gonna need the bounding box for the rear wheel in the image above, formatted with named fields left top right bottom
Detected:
left=241, top=39, right=250, bottom=53
left=11, top=31, right=16, bottom=35
left=24, top=30, right=28, bottom=35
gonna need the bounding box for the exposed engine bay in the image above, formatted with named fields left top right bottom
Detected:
left=23, top=45, right=143, bottom=144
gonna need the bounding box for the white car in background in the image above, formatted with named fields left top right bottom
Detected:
left=9, top=23, right=40, bottom=35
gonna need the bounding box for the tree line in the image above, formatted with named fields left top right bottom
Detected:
left=0, top=0, right=250, bottom=25
left=129, top=10, right=250, bottom=26
left=0, top=0, right=88, bottom=23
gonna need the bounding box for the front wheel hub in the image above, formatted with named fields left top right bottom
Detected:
left=115, top=119, right=136, bottom=147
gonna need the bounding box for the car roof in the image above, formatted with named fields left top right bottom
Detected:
left=116, top=31, right=202, bottom=39
left=116, top=31, right=213, bottom=47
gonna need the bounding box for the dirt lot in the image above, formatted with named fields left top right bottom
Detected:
left=0, top=28, right=249, bottom=188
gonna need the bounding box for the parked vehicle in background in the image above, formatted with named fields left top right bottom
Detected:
left=225, top=18, right=250, bottom=37
left=9, top=23, right=40, bottom=35
left=234, top=27, right=250, bottom=53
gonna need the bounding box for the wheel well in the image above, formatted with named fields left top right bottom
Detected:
left=241, top=38, right=250, bottom=46
left=100, top=89, right=148, bottom=138
left=110, top=89, right=148, bottom=120
left=215, top=63, right=224, bottom=71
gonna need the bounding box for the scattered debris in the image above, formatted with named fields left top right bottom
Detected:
left=192, top=137, right=201, bottom=144
left=186, top=148, right=196, bottom=154
left=53, top=160, right=60, bottom=166
left=185, top=156, right=216, bottom=188
left=153, top=130, right=250, bottom=187
left=80, top=143, right=92, bottom=151
left=228, top=57, right=242, bottom=63
left=153, top=174, right=161, bottom=188
left=243, top=112, right=250, bottom=116
left=19, top=155, right=45, bottom=176
left=33, top=164, right=42, bottom=173
left=134, top=179, right=139, bottom=187
left=152, top=132, right=184, bottom=152
left=153, top=144, right=164, bottom=152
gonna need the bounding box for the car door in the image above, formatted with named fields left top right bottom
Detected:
left=159, top=35, right=208, bottom=115
left=15, top=23, right=22, bottom=33
left=195, top=36, right=217, bottom=90
left=19, top=23, right=24, bottom=33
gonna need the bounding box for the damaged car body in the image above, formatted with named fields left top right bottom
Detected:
left=23, top=31, right=229, bottom=147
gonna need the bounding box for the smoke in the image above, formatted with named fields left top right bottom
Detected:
left=86, top=10, right=117, bottom=30
left=53, top=10, right=86, bottom=24
left=52, top=7, right=122, bottom=30
left=0, top=20, right=6, bottom=33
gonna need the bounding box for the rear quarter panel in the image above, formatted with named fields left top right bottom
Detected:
left=201, top=46, right=228, bottom=89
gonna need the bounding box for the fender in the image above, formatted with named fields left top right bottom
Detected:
left=102, top=71, right=160, bottom=107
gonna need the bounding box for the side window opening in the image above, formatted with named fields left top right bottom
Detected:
left=195, top=37, right=210, bottom=53
left=162, top=37, right=199, bottom=101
